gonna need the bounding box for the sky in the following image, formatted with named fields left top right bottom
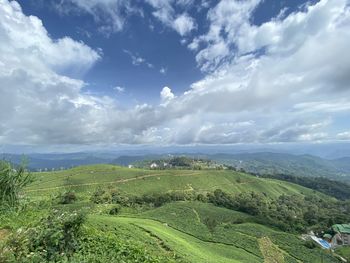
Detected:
left=0, top=0, right=350, bottom=151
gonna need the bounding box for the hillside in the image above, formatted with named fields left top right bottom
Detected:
left=209, top=153, right=350, bottom=181
left=25, top=164, right=326, bottom=199
left=1, top=164, right=348, bottom=263
left=3, top=152, right=350, bottom=184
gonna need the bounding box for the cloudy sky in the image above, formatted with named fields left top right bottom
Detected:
left=0, top=0, right=350, bottom=150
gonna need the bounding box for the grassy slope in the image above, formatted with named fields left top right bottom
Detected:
left=136, top=202, right=337, bottom=263
left=89, top=215, right=260, bottom=263
left=20, top=165, right=339, bottom=262
left=336, top=246, right=350, bottom=261
left=86, top=202, right=338, bottom=263
left=26, top=165, right=325, bottom=199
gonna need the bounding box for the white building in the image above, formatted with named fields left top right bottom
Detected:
left=150, top=163, right=158, bottom=169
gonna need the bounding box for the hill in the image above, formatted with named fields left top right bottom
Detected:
left=25, top=164, right=326, bottom=199
left=3, top=152, right=350, bottom=184
left=2, top=164, right=348, bottom=262
left=209, top=152, right=350, bottom=181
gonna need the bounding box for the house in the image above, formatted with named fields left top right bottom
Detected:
left=128, top=165, right=134, bottom=169
left=331, top=224, right=350, bottom=247
left=150, top=163, right=158, bottom=169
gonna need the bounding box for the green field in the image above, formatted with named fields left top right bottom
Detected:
left=26, top=164, right=325, bottom=199
left=1, top=165, right=342, bottom=262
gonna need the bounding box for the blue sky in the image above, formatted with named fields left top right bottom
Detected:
left=16, top=0, right=318, bottom=103
left=1, top=0, right=350, bottom=150
left=18, top=0, right=206, bottom=104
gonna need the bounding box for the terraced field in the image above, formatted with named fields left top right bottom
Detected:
left=1, top=165, right=339, bottom=262
left=26, top=164, right=326, bottom=199
left=85, top=202, right=337, bottom=263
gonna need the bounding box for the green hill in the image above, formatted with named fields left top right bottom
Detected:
left=26, top=164, right=326, bottom=199
left=85, top=201, right=337, bottom=263
left=1, top=164, right=345, bottom=263
left=210, top=153, right=350, bottom=181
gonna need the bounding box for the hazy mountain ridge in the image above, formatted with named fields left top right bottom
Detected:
left=2, top=152, right=350, bottom=182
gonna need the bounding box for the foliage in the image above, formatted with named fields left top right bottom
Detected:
left=90, top=188, right=112, bottom=204
left=0, top=161, right=32, bottom=207
left=2, top=209, right=86, bottom=262
left=336, top=246, right=350, bottom=261
left=109, top=205, right=121, bottom=215
left=261, top=173, right=350, bottom=200
left=203, top=217, right=218, bottom=233
left=57, top=191, right=77, bottom=204
left=207, top=189, right=350, bottom=233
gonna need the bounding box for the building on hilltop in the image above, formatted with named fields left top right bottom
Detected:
left=150, top=163, right=158, bottom=169
left=331, top=224, right=350, bottom=247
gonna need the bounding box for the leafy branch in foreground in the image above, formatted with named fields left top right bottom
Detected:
left=0, top=160, right=33, bottom=207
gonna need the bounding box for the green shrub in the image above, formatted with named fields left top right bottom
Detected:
left=203, top=217, right=218, bottom=233
left=3, top=209, right=86, bottom=262
left=303, top=240, right=316, bottom=249
left=58, top=191, right=77, bottom=205
left=109, top=205, right=121, bottom=215
left=0, top=161, right=32, bottom=208
left=90, top=188, right=112, bottom=204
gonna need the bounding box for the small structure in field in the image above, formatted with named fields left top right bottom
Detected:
left=331, top=224, right=350, bottom=247
left=150, top=163, right=158, bottom=169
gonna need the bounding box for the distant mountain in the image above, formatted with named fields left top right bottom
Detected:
left=2, top=152, right=350, bottom=182
left=0, top=153, right=113, bottom=171
left=209, top=152, right=350, bottom=181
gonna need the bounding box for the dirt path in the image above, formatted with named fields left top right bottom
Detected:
left=25, top=173, right=163, bottom=193
left=0, top=229, right=10, bottom=241
left=192, top=208, right=201, bottom=223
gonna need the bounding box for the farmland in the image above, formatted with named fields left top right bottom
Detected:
left=0, top=164, right=345, bottom=262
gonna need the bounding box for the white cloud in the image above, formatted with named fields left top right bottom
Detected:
left=173, top=13, right=196, bottom=36
left=123, top=49, right=154, bottom=68
left=160, top=87, right=175, bottom=105
left=337, top=132, right=350, bottom=140
left=1, top=0, right=350, bottom=146
left=114, top=86, right=125, bottom=93
left=160, top=67, right=167, bottom=74
left=55, top=0, right=141, bottom=35
left=189, top=0, right=261, bottom=71
left=145, top=0, right=197, bottom=36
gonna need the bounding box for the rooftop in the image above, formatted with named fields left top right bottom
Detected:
left=332, top=224, right=350, bottom=234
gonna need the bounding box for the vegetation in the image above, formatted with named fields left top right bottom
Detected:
left=207, top=189, right=350, bottom=233
left=57, top=191, right=78, bottom=204
left=134, top=156, right=225, bottom=170
left=211, top=152, right=350, bottom=180
left=0, top=161, right=32, bottom=208
left=260, top=173, right=350, bottom=200
left=0, top=162, right=347, bottom=262
left=336, top=246, right=350, bottom=261
left=3, top=209, right=86, bottom=262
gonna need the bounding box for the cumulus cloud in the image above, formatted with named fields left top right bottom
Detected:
left=145, top=0, right=197, bottom=36
left=1, top=0, right=350, bottom=146
left=173, top=13, right=196, bottom=36
left=160, top=87, right=175, bottom=104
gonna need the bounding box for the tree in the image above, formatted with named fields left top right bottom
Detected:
left=0, top=160, right=32, bottom=207
left=203, top=217, right=218, bottom=233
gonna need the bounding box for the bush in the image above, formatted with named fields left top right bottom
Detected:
left=90, top=188, right=112, bottom=204
left=304, top=240, right=317, bottom=249
left=109, top=205, right=121, bottom=215
left=203, top=217, right=218, bottom=233
left=0, top=161, right=32, bottom=208
left=3, top=209, right=86, bottom=262
left=58, top=191, right=77, bottom=204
